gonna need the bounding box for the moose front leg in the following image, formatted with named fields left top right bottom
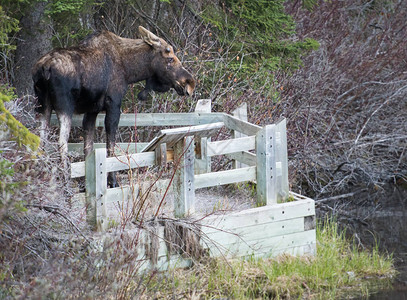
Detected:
left=105, top=105, right=121, bottom=188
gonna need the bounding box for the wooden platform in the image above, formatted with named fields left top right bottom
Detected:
left=100, top=193, right=316, bottom=272
left=64, top=100, right=316, bottom=270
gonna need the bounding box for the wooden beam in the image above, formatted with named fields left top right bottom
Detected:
left=226, top=151, right=256, bottom=166
left=200, top=198, right=316, bottom=258
left=204, top=229, right=316, bottom=258
left=68, top=142, right=148, bottom=155
left=141, top=122, right=224, bottom=152
left=256, top=125, right=276, bottom=206
left=155, top=143, right=167, bottom=166
left=204, top=217, right=305, bottom=242
left=173, top=136, right=195, bottom=217
left=51, top=112, right=225, bottom=127
left=194, top=99, right=212, bottom=174
left=194, top=166, right=256, bottom=189
left=222, top=114, right=262, bottom=136
left=274, top=118, right=289, bottom=202
left=85, top=148, right=108, bottom=231
left=71, top=150, right=174, bottom=178
left=71, top=161, right=85, bottom=178
left=202, top=199, right=315, bottom=233
left=232, top=103, right=248, bottom=169
left=105, top=152, right=156, bottom=173
left=72, top=152, right=156, bottom=178
left=207, top=136, right=255, bottom=157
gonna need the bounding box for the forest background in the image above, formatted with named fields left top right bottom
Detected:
left=0, top=0, right=406, bottom=298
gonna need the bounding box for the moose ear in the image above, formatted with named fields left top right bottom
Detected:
left=139, top=26, right=161, bottom=48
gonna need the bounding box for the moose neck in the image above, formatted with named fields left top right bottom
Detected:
left=117, top=38, right=156, bottom=84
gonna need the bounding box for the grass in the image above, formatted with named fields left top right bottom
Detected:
left=142, top=218, right=396, bottom=299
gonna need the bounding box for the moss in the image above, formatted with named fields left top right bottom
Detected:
left=0, top=92, right=40, bottom=151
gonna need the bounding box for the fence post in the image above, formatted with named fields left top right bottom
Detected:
left=232, top=102, right=248, bottom=169
left=194, top=99, right=211, bottom=174
left=256, top=124, right=276, bottom=206
left=85, top=148, right=108, bottom=231
left=274, top=118, right=289, bottom=202
left=173, top=135, right=195, bottom=217
left=256, top=118, right=289, bottom=206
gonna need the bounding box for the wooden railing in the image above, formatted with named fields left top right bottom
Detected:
left=67, top=100, right=290, bottom=231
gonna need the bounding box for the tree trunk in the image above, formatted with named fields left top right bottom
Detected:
left=13, top=1, right=52, bottom=97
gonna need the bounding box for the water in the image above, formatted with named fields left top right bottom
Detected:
left=334, top=186, right=407, bottom=299
left=368, top=287, right=407, bottom=300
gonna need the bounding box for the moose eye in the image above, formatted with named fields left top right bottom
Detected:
left=165, top=47, right=171, bottom=53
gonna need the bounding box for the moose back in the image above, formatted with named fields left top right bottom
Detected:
left=32, top=26, right=195, bottom=187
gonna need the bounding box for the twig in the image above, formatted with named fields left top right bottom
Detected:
left=316, top=191, right=365, bottom=203
left=0, top=231, right=46, bottom=263
left=25, top=204, right=90, bottom=243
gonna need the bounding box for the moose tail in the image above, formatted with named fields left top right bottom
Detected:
left=32, top=65, right=52, bottom=114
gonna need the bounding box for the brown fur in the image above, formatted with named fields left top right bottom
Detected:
left=32, top=26, right=195, bottom=187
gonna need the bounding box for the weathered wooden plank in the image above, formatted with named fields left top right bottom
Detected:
left=138, top=255, right=193, bottom=273
left=256, top=125, right=276, bottom=205
left=290, top=192, right=313, bottom=202
left=233, top=103, right=248, bottom=169
left=246, top=243, right=317, bottom=259
left=194, top=99, right=211, bottom=112
left=71, top=151, right=157, bottom=178
left=202, top=217, right=305, bottom=244
left=274, top=118, right=289, bottom=202
left=141, top=122, right=224, bottom=152
left=71, top=161, right=85, bottom=178
left=226, top=151, right=256, bottom=166
left=73, top=185, right=138, bottom=223
left=201, top=199, right=315, bottom=233
left=132, top=113, right=224, bottom=127
left=51, top=112, right=225, bottom=127
left=68, top=142, right=148, bottom=155
left=194, top=166, right=256, bottom=189
left=136, top=242, right=316, bottom=273
left=173, top=136, right=195, bottom=217
left=98, top=196, right=316, bottom=272
left=105, top=152, right=156, bottom=173
left=206, top=136, right=256, bottom=157
left=72, top=143, right=255, bottom=179
left=155, top=143, right=167, bottom=166
left=85, top=148, right=108, bottom=231
left=194, top=99, right=212, bottom=174
left=133, top=225, right=316, bottom=272
left=73, top=179, right=173, bottom=210
left=204, top=229, right=316, bottom=258
left=223, top=114, right=262, bottom=136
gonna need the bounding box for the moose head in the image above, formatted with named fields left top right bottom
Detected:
left=138, top=26, right=195, bottom=99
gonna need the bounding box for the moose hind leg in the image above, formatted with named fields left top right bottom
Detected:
left=105, top=103, right=121, bottom=188
left=82, top=112, right=98, bottom=158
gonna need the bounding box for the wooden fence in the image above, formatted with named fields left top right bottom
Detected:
left=62, top=99, right=316, bottom=268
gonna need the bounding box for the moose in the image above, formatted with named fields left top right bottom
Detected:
left=33, top=26, right=195, bottom=187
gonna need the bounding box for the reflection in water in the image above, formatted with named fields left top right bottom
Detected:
left=318, top=186, right=407, bottom=298
left=368, top=287, right=407, bottom=300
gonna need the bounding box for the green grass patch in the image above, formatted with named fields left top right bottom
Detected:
left=143, top=218, right=396, bottom=299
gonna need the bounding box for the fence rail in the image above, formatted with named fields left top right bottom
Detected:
left=63, top=100, right=316, bottom=265
left=68, top=100, right=290, bottom=230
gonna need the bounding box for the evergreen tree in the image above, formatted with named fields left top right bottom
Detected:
left=0, top=6, right=39, bottom=150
